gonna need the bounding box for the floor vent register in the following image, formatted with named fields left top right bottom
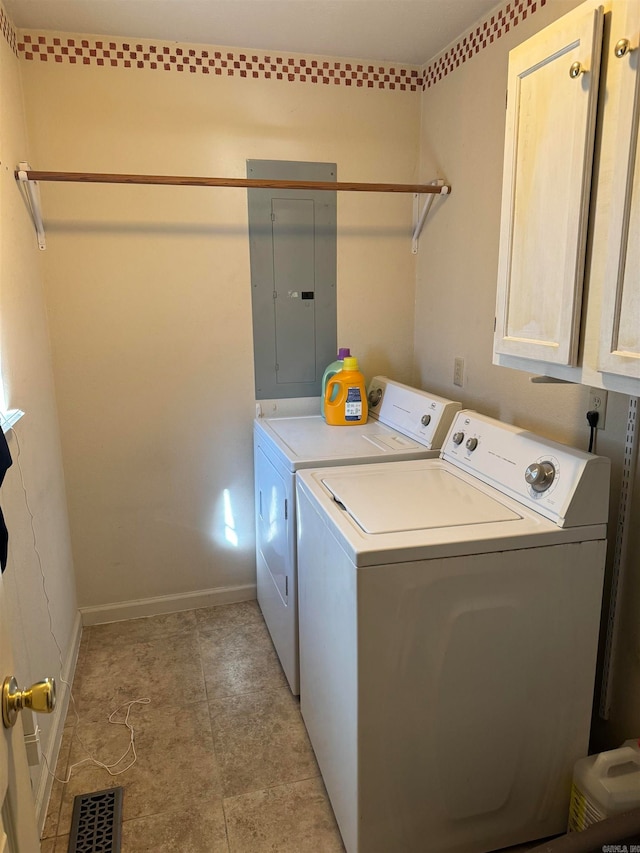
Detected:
left=67, top=787, right=123, bottom=853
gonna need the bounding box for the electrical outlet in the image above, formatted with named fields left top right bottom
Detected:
left=588, top=387, right=607, bottom=430
left=453, top=357, right=464, bottom=388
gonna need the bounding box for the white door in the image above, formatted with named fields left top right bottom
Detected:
left=495, top=3, right=604, bottom=366
left=0, top=568, right=41, bottom=852
left=599, top=0, right=640, bottom=380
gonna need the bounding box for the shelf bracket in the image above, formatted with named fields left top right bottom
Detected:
left=16, top=163, right=46, bottom=250
left=412, top=180, right=450, bottom=254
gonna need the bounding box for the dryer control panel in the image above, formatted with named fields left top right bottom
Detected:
left=367, top=376, right=461, bottom=450
left=442, top=411, right=610, bottom=528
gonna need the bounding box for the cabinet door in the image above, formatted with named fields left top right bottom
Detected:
left=599, top=0, right=640, bottom=379
left=495, top=4, right=604, bottom=366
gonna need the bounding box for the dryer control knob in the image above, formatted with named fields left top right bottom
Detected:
left=452, top=432, right=465, bottom=445
left=421, top=414, right=431, bottom=426
left=525, top=461, right=556, bottom=492
left=368, top=388, right=382, bottom=407
left=465, top=437, right=478, bottom=451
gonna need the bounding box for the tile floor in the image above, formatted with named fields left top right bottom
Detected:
left=40, top=601, right=544, bottom=853
left=41, top=601, right=343, bottom=853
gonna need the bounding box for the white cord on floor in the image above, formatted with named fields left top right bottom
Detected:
left=10, top=425, right=150, bottom=782
left=45, top=697, right=151, bottom=782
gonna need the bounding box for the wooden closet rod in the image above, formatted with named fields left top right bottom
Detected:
left=18, top=169, right=451, bottom=195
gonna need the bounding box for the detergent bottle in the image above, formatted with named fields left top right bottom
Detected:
left=324, top=356, right=368, bottom=426
left=321, top=348, right=350, bottom=418
left=568, top=739, right=640, bottom=832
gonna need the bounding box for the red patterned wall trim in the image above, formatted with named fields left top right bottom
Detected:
left=17, top=33, right=423, bottom=90
left=1, top=4, right=18, bottom=56
left=423, top=0, right=545, bottom=89
left=17, top=0, right=547, bottom=89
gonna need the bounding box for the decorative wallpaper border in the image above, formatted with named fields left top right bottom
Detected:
left=424, top=0, right=545, bottom=88
left=10, top=0, right=546, bottom=90
left=0, top=4, right=18, bottom=56
left=17, top=34, right=423, bottom=90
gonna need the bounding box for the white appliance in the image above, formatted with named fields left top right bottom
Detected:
left=253, top=377, right=461, bottom=695
left=296, top=411, right=610, bottom=853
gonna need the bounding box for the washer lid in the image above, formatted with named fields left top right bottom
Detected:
left=255, top=415, right=430, bottom=470
left=322, top=467, right=521, bottom=534
left=268, top=416, right=421, bottom=456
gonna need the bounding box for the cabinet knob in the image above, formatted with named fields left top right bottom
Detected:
left=569, top=61, right=585, bottom=79
left=614, top=38, right=633, bottom=59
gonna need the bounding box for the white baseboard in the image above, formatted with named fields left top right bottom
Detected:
left=79, top=583, right=257, bottom=626
left=34, top=584, right=256, bottom=831
left=35, top=609, right=83, bottom=835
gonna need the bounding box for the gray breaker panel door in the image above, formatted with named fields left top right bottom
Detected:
left=247, top=160, right=337, bottom=399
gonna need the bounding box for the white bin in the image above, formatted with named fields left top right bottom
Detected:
left=568, top=740, right=640, bottom=832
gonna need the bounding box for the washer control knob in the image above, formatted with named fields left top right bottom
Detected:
left=368, top=388, right=382, bottom=407
left=525, top=461, right=556, bottom=492
left=452, top=431, right=465, bottom=445
left=421, top=414, right=431, bottom=427
left=465, top=437, right=478, bottom=451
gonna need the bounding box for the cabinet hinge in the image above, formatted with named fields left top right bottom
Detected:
left=271, top=212, right=276, bottom=221
left=284, top=498, right=288, bottom=520
left=285, top=575, right=289, bottom=597
left=494, top=316, right=496, bottom=332
left=506, top=90, right=508, bottom=109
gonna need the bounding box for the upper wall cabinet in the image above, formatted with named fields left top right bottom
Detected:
left=494, top=0, right=640, bottom=395
left=598, top=0, right=640, bottom=380
left=495, top=3, right=604, bottom=366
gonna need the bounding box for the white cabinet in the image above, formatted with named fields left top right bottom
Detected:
left=495, top=3, right=604, bottom=366
left=494, top=0, right=640, bottom=395
left=598, top=0, right=640, bottom=380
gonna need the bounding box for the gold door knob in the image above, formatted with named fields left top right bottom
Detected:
left=569, top=61, right=585, bottom=78
left=2, top=676, right=56, bottom=728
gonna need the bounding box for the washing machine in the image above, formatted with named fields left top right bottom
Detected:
left=253, top=377, right=461, bottom=695
left=296, top=410, right=610, bottom=853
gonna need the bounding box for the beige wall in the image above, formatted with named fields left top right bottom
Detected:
left=0, top=9, right=78, bottom=827
left=19, top=41, right=420, bottom=614
left=10, top=0, right=636, bottom=766
left=415, top=0, right=640, bottom=749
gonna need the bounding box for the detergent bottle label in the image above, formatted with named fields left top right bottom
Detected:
left=345, top=386, right=363, bottom=421
left=568, top=783, right=588, bottom=832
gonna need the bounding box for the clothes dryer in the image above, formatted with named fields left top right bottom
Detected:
left=296, top=411, right=610, bottom=853
left=253, top=377, right=461, bottom=694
